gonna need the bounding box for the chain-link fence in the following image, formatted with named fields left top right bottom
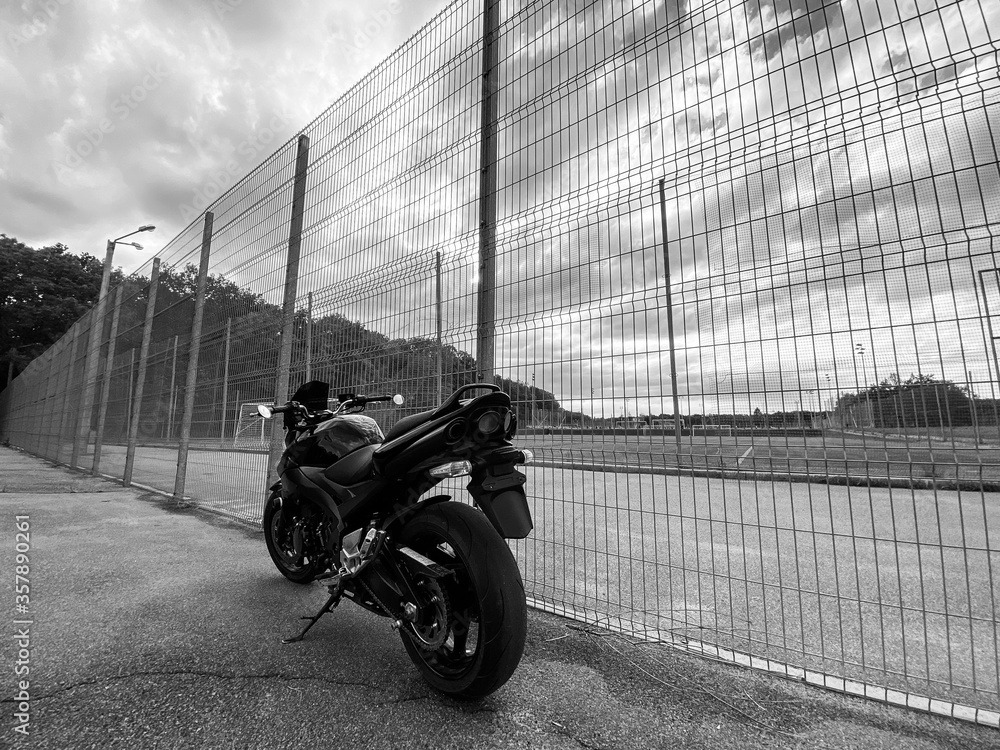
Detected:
left=3, top=0, right=1000, bottom=726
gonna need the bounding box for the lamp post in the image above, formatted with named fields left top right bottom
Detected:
left=72, top=225, right=155, bottom=469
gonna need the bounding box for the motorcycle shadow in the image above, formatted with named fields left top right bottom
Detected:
left=240, top=574, right=411, bottom=671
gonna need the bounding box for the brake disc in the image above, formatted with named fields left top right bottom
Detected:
left=407, top=578, right=450, bottom=651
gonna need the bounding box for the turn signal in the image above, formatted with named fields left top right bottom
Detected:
left=518, top=449, right=534, bottom=465
left=429, top=460, right=473, bottom=478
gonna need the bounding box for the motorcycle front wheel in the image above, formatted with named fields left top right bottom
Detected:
left=396, top=501, right=527, bottom=699
left=263, top=490, right=322, bottom=584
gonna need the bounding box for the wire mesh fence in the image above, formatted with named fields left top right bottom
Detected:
left=2, top=0, right=999, bottom=726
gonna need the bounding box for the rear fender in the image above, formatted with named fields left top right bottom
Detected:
left=468, top=466, right=532, bottom=539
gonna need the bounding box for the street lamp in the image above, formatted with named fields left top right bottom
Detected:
left=71, top=224, right=156, bottom=469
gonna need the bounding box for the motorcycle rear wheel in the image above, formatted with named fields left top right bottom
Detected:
left=263, top=491, right=322, bottom=584
left=397, top=502, right=527, bottom=699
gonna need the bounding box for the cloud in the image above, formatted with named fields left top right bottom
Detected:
left=0, top=0, right=452, bottom=275
left=467, top=0, right=1000, bottom=415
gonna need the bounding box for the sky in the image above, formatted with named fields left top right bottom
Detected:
left=0, top=0, right=452, bottom=275
left=3, top=0, right=999, bottom=420
left=481, top=0, right=1000, bottom=417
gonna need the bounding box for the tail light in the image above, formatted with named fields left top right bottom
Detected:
left=444, top=419, right=466, bottom=443
left=477, top=411, right=503, bottom=435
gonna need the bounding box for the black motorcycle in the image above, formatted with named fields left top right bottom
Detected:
left=257, top=380, right=533, bottom=698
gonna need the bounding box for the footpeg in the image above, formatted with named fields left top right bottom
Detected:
left=314, top=571, right=342, bottom=588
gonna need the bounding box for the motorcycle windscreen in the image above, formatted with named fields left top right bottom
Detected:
left=291, top=380, right=330, bottom=413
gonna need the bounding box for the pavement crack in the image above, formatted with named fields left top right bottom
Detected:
left=0, top=669, right=379, bottom=702
left=374, top=692, right=434, bottom=707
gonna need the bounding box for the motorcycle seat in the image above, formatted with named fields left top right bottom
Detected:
left=382, top=384, right=500, bottom=442
left=324, top=444, right=377, bottom=485
left=384, top=409, right=435, bottom=441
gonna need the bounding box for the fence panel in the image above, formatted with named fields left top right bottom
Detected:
left=2, top=0, right=999, bottom=725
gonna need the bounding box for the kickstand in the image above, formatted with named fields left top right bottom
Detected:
left=282, top=590, right=340, bottom=644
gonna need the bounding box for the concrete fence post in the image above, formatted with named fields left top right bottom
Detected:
left=72, top=239, right=115, bottom=467
left=124, top=258, right=161, bottom=487
left=305, top=292, right=313, bottom=382
left=476, top=0, right=500, bottom=384
left=92, top=284, right=125, bottom=475
left=268, top=134, right=310, bottom=487
left=58, top=323, right=85, bottom=465
left=166, top=335, right=179, bottom=440
left=219, top=317, right=232, bottom=445
left=174, top=212, right=214, bottom=500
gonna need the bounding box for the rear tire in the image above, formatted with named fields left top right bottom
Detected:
left=263, top=490, right=322, bottom=584
left=396, top=502, right=527, bottom=699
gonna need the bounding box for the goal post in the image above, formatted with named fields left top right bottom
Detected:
left=233, top=402, right=271, bottom=450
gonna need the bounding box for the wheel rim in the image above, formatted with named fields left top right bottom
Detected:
left=405, top=537, right=482, bottom=680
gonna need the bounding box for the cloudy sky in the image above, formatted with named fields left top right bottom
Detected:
left=0, top=0, right=451, bottom=274
left=483, top=0, right=1000, bottom=416
left=5, top=0, right=999, bottom=419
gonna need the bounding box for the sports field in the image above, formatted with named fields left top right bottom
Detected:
left=524, top=430, right=1000, bottom=486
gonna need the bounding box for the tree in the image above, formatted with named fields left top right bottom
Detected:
left=835, top=372, right=972, bottom=428
left=0, top=235, right=105, bottom=387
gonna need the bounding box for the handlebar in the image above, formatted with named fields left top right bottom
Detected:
left=257, top=393, right=403, bottom=421
left=350, top=394, right=402, bottom=406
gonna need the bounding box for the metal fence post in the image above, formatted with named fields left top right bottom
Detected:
left=174, top=212, right=214, bottom=499
left=268, top=134, right=310, bottom=486
left=92, top=284, right=125, bottom=475
left=124, top=258, right=161, bottom=487
left=476, top=0, right=500, bottom=383
left=72, top=239, right=115, bottom=467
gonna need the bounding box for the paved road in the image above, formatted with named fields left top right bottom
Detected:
left=3, top=446, right=999, bottom=748
left=34, top=440, right=1000, bottom=717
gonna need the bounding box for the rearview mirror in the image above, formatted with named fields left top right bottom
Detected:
left=257, top=404, right=274, bottom=419
left=393, top=394, right=404, bottom=406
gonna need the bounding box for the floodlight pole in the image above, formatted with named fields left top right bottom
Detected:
left=658, top=178, right=683, bottom=452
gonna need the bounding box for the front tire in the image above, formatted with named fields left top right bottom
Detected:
left=263, top=490, right=322, bottom=584
left=396, top=502, right=527, bottom=699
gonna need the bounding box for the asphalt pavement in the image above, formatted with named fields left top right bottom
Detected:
left=1, top=445, right=997, bottom=749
